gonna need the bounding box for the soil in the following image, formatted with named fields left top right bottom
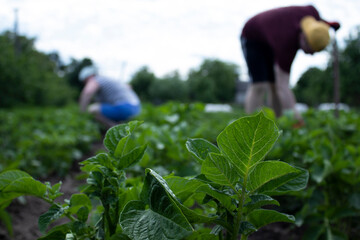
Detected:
left=0, top=141, right=304, bottom=240
left=0, top=173, right=85, bottom=240
left=0, top=142, right=104, bottom=240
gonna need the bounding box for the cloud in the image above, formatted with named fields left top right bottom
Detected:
left=1, top=0, right=359, bottom=85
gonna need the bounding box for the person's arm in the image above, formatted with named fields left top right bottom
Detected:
left=79, top=77, right=100, bottom=112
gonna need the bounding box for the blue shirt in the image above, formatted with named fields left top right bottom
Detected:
left=94, top=76, right=140, bottom=105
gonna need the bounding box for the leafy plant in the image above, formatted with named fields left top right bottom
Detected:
left=134, top=102, right=243, bottom=176
left=0, top=106, right=101, bottom=177
left=269, top=109, right=360, bottom=239
left=0, top=112, right=308, bottom=239
left=179, top=111, right=308, bottom=239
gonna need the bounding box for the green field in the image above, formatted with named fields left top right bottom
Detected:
left=1, top=102, right=359, bottom=240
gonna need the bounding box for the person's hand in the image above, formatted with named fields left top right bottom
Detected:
left=292, top=119, right=305, bottom=129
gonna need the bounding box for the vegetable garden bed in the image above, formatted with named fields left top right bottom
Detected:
left=0, top=103, right=359, bottom=239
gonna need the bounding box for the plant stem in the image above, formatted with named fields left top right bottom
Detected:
left=42, top=197, right=77, bottom=222
left=104, top=204, right=116, bottom=235
left=232, top=182, right=247, bottom=240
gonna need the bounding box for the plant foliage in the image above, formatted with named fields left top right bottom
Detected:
left=269, top=109, right=360, bottom=239
left=0, top=112, right=307, bottom=239
left=0, top=31, right=75, bottom=108
left=0, top=106, right=101, bottom=177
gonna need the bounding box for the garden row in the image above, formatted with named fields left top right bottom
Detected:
left=269, top=109, right=360, bottom=239
left=1, top=112, right=307, bottom=240
left=0, top=103, right=359, bottom=239
left=0, top=106, right=101, bottom=178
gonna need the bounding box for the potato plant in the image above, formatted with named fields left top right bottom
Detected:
left=0, top=112, right=308, bottom=239
left=0, top=106, right=101, bottom=177
left=269, top=109, right=360, bottom=240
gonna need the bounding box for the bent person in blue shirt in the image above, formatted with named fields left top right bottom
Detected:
left=78, top=65, right=141, bottom=128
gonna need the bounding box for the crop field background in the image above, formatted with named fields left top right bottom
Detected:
left=0, top=103, right=359, bottom=240
left=1, top=13, right=360, bottom=239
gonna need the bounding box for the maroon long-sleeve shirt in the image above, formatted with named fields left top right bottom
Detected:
left=241, top=5, right=321, bottom=73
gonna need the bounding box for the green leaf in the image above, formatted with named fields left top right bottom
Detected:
left=104, top=123, right=133, bottom=153
left=0, top=171, right=47, bottom=201
left=349, top=193, right=360, bottom=210
left=2, top=177, right=46, bottom=197
left=244, top=194, right=279, bottom=214
left=185, top=229, right=219, bottom=239
left=217, top=112, right=280, bottom=178
left=266, top=167, right=309, bottom=195
left=0, top=170, right=31, bottom=189
left=238, top=221, right=257, bottom=236
left=142, top=169, right=203, bottom=225
left=114, top=135, right=136, bottom=158
left=303, top=225, right=324, bottom=240
left=201, top=153, right=240, bottom=187
left=247, top=161, right=301, bottom=193
left=76, top=206, right=89, bottom=223
left=165, top=176, right=235, bottom=212
left=118, top=187, right=141, bottom=214
left=141, top=169, right=179, bottom=204
left=0, top=208, right=13, bottom=237
left=143, top=170, right=216, bottom=224
left=81, top=153, right=114, bottom=169
left=312, top=159, right=333, bottom=184
left=37, top=223, right=71, bottom=240
left=86, top=171, right=104, bottom=187
left=120, top=200, right=192, bottom=240
left=38, top=204, right=65, bottom=233
left=327, top=206, right=359, bottom=221
left=71, top=220, right=88, bottom=236
left=256, top=167, right=308, bottom=195
left=110, top=233, right=132, bottom=240
left=197, top=185, right=235, bottom=211
left=247, top=209, right=295, bottom=229
left=0, top=192, right=22, bottom=206
left=123, top=169, right=196, bottom=239
left=116, top=144, right=147, bottom=170
left=49, top=182, right=62, bottom=194
left=261, top=107, right=276, bottom=121
left=164, top=176, right=203, bottom=202
left=69, top=194, right=92, bottom=214
left=186, top=138, right=220, bottom=163
left=104, top=121, right=142, bottom=155
left=176, top=198, right=218, bottom=224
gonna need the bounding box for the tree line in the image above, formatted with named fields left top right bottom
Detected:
left=1, top=28, right=359, bottom=108
left=293, top=28, right=360, bottom=107
left=130, top=59, right=239, bottom=104
left=0, top=30, right=239, bottom=108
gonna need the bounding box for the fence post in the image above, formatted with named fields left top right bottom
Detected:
left=332, top=33, right=340, bottom=118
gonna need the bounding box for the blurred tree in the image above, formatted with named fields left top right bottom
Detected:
left=0, top=31, right=75, bottom=108
left=293, top=67, right=332, bottom=106
left=64, top=57, right=93, bottom=98
left=294, top=27, right=360, bottom=107
left=339, top=28, right=360, bottom=106
left=130, top=66, right=156, bottom=101
left=187, top=59, right=239, bottom=103
left=47, top=52, right=65, bottom=74
left=149, top=71, right=188, bottom=103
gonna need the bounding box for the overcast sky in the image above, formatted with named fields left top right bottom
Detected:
left=1, top=0, right=359, bottom=86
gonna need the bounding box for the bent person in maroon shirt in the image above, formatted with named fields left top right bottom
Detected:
left=240, top=5, right=340, bottom=125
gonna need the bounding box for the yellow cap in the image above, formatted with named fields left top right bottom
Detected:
left=301, top=16, right=330, bottom=52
